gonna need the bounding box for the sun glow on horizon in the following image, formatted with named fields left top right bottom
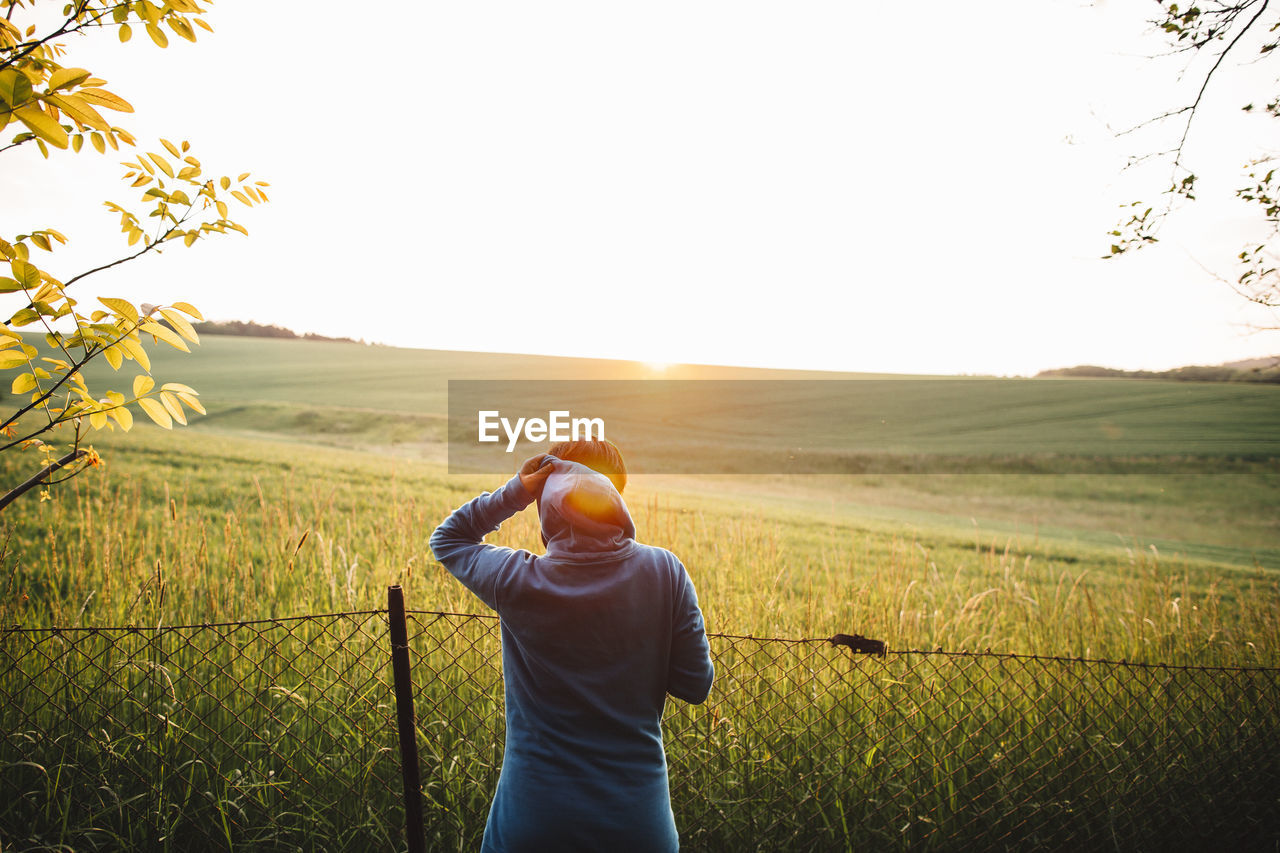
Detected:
left=642, top=361, right=673, bottom=373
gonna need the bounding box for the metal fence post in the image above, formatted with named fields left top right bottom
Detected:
left=388, top=585, right=426, bottom=853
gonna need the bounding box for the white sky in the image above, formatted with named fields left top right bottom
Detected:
left=3, top=0, right=1279, bottom=375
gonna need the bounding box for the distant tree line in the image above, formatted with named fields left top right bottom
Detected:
left=190, top=319, right=363, bottom=344
left=1037, top=363, right=1280, bottom=384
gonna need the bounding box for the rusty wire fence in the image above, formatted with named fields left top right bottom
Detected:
left=4, top=603, right=1280, bottom=852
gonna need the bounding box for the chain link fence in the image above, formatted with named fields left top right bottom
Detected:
left=5, top=603, right=1280, bottom=851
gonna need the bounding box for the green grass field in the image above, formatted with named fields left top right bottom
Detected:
left=2, top=336, right=1278, bottom=850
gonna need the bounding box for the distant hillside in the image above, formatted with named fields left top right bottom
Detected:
left=192, top=319, right=363, bottom=344
left=1221, top=356, right=1280, bottom=371
left=1038, top=359, right=1280, bottom=384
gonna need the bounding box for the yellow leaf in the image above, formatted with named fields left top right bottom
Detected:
left=103, top=345, right=123, bottom=370
left=71, top=133, right=84, bottom=152
left=176, top=392, right=206, bottom=415
left=45, top=93, right=110, bottom=132
left=161, top=382, right=198, bottom=395
left=11, top=259, right=40, bottom=288
left=118, top=22, right=132, bottom=42
left=30, top=234, right=50, bottom=251
left=105, top=390, right=125, bottom=405
left=168, top=17, right=197, bottom=42
left=48, top=67, right=92, bottom=91
left=138, top=396, right=172, bottom=429
left=161, top=138, right=181, bottom=158
left=139, top=0, right=162, bottom=24
left=110, top=405, right=133, bottom=431
left=117, top=335, right=151, bottom=372
left=142, top=319, right=189, bottom=352
left=146, top=22, right=168, bottom=48
left=89, top=409, right=108, bottom=430
left=0, top=277, right=23, bottom=293
left=231, top=190, right=250, bottom=206
left=11, top=372, right=36, bottom=394
left=75, top=88, right=134, bottom=114
left=219, top=176, right=230, bottom=190
left=159, top=307, right=199, bottom=343
left=0, top=68, right=33, bottom=108
left=216, top=200, right=227, bottom=218
left=160, top=391, right=187, bottom=425
left=91, top=131, right=105, bottom=153
left=237, top=172, right=250, bottom=182
left=133, top=374, right=155, bottom=397
left=15, top=104, right=68, bottom=149
left=147, top=152, right=174, bottom=178
left=0, top=350, right=29, bottom=369
left=183, top=232, right=197, bottom=247
left=171, top=301, right=203, bottom=320
left=99, top=297, right=139, bottom=323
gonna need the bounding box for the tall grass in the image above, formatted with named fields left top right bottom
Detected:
left=4, top=429, right=1276, bottom=663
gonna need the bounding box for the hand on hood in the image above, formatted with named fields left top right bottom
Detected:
left=519, top=453, right=556, bottom=500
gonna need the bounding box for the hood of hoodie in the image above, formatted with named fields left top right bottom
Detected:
left=537, top=457, right=636, bottom=559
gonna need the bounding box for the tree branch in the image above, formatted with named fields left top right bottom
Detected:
left=0, top=448, right=87, bottom=512
left=1170, top=0, right=1272, bottom=175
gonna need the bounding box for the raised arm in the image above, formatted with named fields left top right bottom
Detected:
left=429, top=474, right=535, bottom=610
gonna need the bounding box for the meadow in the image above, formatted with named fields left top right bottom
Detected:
left=2, top=337, right=1279, bottom=849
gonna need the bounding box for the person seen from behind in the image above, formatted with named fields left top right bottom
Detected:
left=430, top=439, right=715, bottom=852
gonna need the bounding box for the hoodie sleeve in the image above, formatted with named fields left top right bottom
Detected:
left=429, top=475, right=536, bottom=611
left=667, top=562, right=715, bottom=704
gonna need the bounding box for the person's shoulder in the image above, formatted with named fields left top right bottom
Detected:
left=629, top=541, right=687, bottom=573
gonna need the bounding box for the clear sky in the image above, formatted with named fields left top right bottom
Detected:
left=3, top=0, right=1278, bottom=375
